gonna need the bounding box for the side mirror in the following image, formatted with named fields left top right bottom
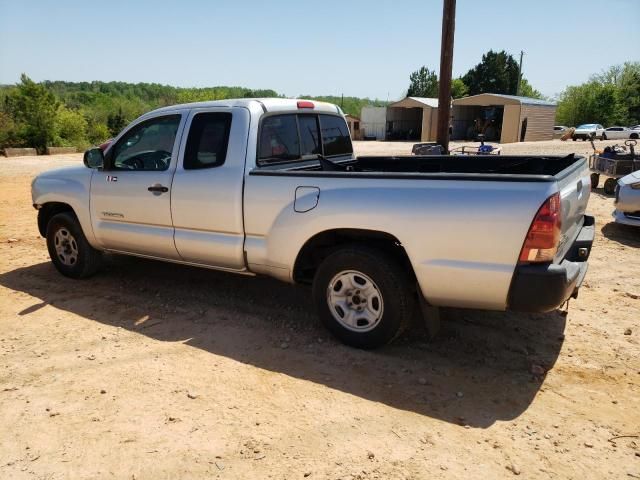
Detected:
left=83, top=147, right=104, bottom=169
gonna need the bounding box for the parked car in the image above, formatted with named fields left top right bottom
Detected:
left=603, top=126, right=640, bottom=140
left=31, top=99, right=595, bottom=348
left=631, top=125, right=640, bottom=131
left=613, top=171, right=640, bottom=227
left=573, top=124, right=605, bottom=141
left=553, top=125, right=569, bottom=138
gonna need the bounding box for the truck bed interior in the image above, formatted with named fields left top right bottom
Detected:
left=252, top=154, right=584, bottom=179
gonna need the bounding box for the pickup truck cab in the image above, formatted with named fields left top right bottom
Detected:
left=32, top=98, right=594, bottom=348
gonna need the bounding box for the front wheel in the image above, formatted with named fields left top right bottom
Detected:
left=46, top=212, right=103, bottom=278
left=603, top=177, right=617, bottom=195
left=312, top=246, right=413, bottom=349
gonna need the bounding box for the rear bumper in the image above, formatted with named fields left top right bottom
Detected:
left=507, top=215, right=595, bottom=312
left=613, top=209, right=640, bottom=227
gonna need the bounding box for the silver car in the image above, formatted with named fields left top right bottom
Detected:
left=613, top=171, right=640, bottom=226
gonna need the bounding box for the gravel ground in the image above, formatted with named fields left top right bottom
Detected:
left=0, top=144, right=638, bottom=479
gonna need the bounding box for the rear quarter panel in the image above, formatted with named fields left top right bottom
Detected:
left=244, top=174, right=557, bottom=310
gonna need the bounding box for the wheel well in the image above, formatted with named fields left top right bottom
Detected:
left=631, top=133, right=639, bottom=139
left=37, top=202, right=75, bottom=237
left=293, top=229, right=415, bottom=284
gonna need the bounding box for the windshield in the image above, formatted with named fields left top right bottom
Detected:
left=577, top=124, right=596, bottom=129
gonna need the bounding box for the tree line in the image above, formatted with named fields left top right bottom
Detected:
left=1, top=53, right=638, bottom=152
left=0, top=77, right=387, bottom=153
left=407, top=51, right=639, bottom=128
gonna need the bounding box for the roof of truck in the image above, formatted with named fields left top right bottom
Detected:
left=148, top=98, right=343, bottom=115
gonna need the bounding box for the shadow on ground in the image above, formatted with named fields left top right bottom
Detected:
left=0, top=256, right=567, bottom=428
left=602, top=221, right=640, bottom=248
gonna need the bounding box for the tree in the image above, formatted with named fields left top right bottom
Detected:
left=407, top=66, right=438, bottom=97
left=107, top=107, right=127, bottom=136
left=5, top=74, right=59, bottom=152
left=519, top=79, right=543, bottom=99
left=555, top=62, right=640, bottom=126
left=461, top=50, right=520, bottom=96
left=451, top=78, right=468, bottom=99
left=55, top=107, right=88, bottom=149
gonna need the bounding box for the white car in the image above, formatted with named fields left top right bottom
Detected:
left=603, top=126, right=640, bottom=140
left=613, top=171, right=640, bottom=227
left=553, top=125, right=569, bottom=138
left=573, top=124, right=605, bottom=141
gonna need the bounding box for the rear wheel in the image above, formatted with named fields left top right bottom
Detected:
left=631, top=133, right=639, bottom=140
left=603, top=177, right=617, bottom=195
left=46, top=212, right=103, bottom=278
left=572, top=137, right=577, bottom=141
left=590, top=173, right=600, bottom=189
left=312, top=246, right=413, bottom=349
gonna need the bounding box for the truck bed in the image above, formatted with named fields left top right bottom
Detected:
left=251, top=154, right=585, bottom=182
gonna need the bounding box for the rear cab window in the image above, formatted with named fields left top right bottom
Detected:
left=258, top=113, right=353, bottom=166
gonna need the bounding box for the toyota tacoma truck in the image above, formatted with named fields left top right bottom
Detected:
left=32, top=98, right=595, bottom=348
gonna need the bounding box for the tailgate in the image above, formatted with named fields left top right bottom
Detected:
left=555, top=157, right=591, bottom=262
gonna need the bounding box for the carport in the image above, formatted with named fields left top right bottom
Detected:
left=452, top=94, right=557, bottom=143
left=386, top=97, right=439, bottom=141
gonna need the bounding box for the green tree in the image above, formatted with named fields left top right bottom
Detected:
left=461, top=50, right=520, bottom=96
left=5, top=74, right=59, bottom=152
left=407, top=66, right=439, bottom=97
left=451, top=78, right=468, bottom=99
left=55, top=107, right=88, bottom=149
left=107, top=107, right=127, bottom=136
left=555, top=62, right=639, bottom=126
left=519, top=79, right=543, bottom=99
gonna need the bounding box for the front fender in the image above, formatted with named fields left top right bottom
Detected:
left=32, top=167, right=97, bottom=247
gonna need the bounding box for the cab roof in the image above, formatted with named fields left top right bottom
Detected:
left=149, top=98, right=343, bottom=115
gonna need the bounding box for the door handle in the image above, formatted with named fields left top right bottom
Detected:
left=148, top=184, right=169, bottom=193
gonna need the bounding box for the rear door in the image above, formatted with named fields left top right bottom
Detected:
left=170, top=107, right=250, bottom=270
left=90, top=112, right=187, bottom=259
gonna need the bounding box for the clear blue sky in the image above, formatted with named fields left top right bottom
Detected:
left=0, top=0, right=638, bottom=100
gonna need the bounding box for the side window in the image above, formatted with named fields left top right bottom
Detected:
left=319, top=114, right=354, bottom=157
left=258, top=115, right=300, bottom=162
left=298, top=115, right=321, bottom=157
left=184, top=112, right=232, bottom=170
left=111, top=115, right=181, bottom=171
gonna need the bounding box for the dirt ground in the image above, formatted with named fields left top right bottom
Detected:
left=0, top=140, right=638, bottom=479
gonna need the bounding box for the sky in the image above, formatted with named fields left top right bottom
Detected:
left=0, top=0, right=638, bottom=101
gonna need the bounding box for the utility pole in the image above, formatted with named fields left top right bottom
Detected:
left=516, top=50, right=524, bottom=96
left=436, top=0, right=456, bottom=152
left=340, top=93, right=344, bottom=109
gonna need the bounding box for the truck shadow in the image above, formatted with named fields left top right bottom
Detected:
left=0, top=255, right=566, bottom=428
left=601, top=222, right=640, bottom=248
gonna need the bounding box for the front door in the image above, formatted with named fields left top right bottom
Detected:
left=90, top=113, right=186, bottom=259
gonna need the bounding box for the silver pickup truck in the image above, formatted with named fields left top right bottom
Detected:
left=32, top=98, right=595, bottom=348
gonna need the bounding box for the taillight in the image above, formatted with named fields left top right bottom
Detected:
left=297, top=100, right=315, bottom=109
left=519, top=192, right=562, bottom=263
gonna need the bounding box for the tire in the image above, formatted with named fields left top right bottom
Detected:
left=631, top=133, right=639, bottom=140
left=572, top=137, right=577, bottom=141
left=602, top=133, right=607, bottom=140
left=603, top=177, right=617, bottom=195
left=590, top=173, right=600, bottom=189
left=46, top=212, right=103, bottom=279
left=312, top=246, right=413, bottom=349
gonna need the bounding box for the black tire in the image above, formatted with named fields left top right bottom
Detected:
left=46, top=212, right=103, bottom=279
left=603, top=177, right=617, bottom=195
left=312, top=245, right=413, bottom=349
left=572, top=137, right=577, bottom=141
left=590, top=173, right=600, bottom=189
left=602, top=133, right=607, bottom=140
left=631, top=133, right=639, bottom=140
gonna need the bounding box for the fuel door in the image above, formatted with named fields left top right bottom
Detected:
left=294, top=186, right=320, bottom=213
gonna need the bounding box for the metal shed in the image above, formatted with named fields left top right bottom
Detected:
left=386, top=97, right=439, bottom=141
left=452, top=94, right=557, bottom=143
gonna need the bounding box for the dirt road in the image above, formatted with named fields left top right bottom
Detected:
left=1, top=141, right=638, bottom=479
